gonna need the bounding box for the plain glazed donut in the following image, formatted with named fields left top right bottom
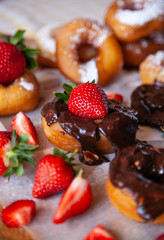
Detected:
left=139, top=51, right=164, bottom=84
left=56, top=18, right=123, bottom=86
left=35, top=24, right=62, bottom=68
left=106, top=141, right=164, bottom=224
left=41, top=98, right=138, bottom=165
left=0, top=70, right=39, bottom=116
left=105, top=0, right=164, bottom=42
left=121, top=31, right=164, bottom=67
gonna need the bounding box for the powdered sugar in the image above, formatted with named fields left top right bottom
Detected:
left=147, top=51, right=164, bottom=66
left=116, top=0, right=164, bottom=26
left=79, top=59, right=98, bottom=83
left=18, top=77, right=35, bottom=91
left=35, top=24, right=58, bottom=55
left=70, top=20, right=111, bottom=48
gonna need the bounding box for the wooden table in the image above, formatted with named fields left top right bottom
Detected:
left=0, top=206, right=33, bottom=240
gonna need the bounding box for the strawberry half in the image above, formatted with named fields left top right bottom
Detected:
left=107, top=93, right=123, bottom=103
left=84, top=225, right=116, bottom=240
left=155, top=234, right=164, bottom=240
left=1, top=200, right=35, bottom=227
left=54, top=81, right=108, bottom=119
left=32, top=148, right=77, bottom=198
left=11, top=111, right=38, bottom=146
left=0, top=30, right=40, bottom=85
left=0, top=130, right=38, bottom=177
left=53, top=169, right=92, bottom=224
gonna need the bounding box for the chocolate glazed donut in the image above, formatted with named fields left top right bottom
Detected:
left=131, top=83, right=164, bottom=131
left=41, top=98, right=138, bottom=165
left=106, top=141, right=164, bottom=223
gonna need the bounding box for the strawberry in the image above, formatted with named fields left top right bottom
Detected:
left=32, top=148, right=77, bottom=198
left=107, top=93, right=123, bottom=103
left=0, top=130, right=38, bottom=177
left=0, top=30, right=40, bottom=85
left=84, top=225, right=116, bottom=240
left=54, top=81, right=108, bottom=119
left=1, top=200, right=35, bottom=227
left=0, top=42, right=26, bottom=84
left=53, top=169, right=92, bottom=224
left=11, top=111, right=38, bottom=146
left=155, top=234, right=164, bottom=240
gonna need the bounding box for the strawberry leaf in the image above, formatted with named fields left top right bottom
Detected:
left=15, top=163, right=24, bottom=177
left=4, top=131, right=39, bottom=178
left=53, top=148, right=68, bottom=160
left=10, top=30, right=25, bottom=45
left=11, top=130, right=17, bottom=148
left=0, top=33, right=10, bottom=42
left=54, top=81, right=77, bottom=104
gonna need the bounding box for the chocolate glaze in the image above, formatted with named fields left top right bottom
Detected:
left=131, top=83, right=164, bottom=131
left=110, top=141, right=164, bottom=221
left=42, top=98, right=138, bottom=165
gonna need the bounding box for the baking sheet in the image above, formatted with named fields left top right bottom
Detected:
left=0, top=0, right=164, bottom=239
left=0, top=68, right=164, bottom=240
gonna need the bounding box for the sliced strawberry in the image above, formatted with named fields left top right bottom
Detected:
left=155, top=234, right=164, bottom=240
left=11, top=112, right=38, bottom=146
left=53, top=169, right=92, bottom=224
left=0, top=130, right=38, bottom=177
left=84, top=225, right=116, bottom=240
left=107, top=93, right=123, bottom=103
left=0, top=131, right=12, bottom=175
left=32, top=149, right=77, bottom=198
left=1, top=200, right=36, bottom=227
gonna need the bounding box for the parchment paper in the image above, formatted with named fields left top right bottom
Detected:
left=0, top=68, right=164, bottom=240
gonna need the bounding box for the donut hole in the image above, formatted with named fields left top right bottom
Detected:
left=77, top=43, right=98, bottom=63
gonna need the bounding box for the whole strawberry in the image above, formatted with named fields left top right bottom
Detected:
left=54, top=81, right=108, bottom=119
left=0, top=30, right=40, bottom=85
left=32, top=148, right=77, bottom=198
left=0, top=42, right=26, bottom=84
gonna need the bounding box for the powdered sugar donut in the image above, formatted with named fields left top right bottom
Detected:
left=0, top=70, right=39, bottom=116
left=140, top=51, right=164, bottom=84
left=56, top=18, right=123, bottom=86
left=35, top=24, right=62, bottom=68
left=121, top=31, right=164, bottom=67
left=105, top=0, right=164, bottom=42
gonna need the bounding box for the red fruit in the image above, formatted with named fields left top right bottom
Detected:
left=107, top=93, right=123, bottom=103
left=53, top=170, right=92, bottom=224
left=1, top=200, right=35, bottom=227
left=0, top=42, right=26, bottom=84
left=84, top=225, right=116, bottom=240
left=155, top=234, right=164, bottom=240
left=0, top=131, right=12, bottom=175
left=32, top=154, right=75, bottom=198
left=68, top=83, right=108, bottom=119
left=11, top=112, right=38, bottom=146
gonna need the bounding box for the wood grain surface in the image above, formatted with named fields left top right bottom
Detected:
left=0, top=206, right=33, bottom=240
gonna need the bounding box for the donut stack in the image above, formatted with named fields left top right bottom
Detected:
left=105, top=0, right=164, bottom=67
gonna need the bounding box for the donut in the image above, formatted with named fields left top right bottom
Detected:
left=0, top=70, right=39, bottom=116
left=121, top=31, right=164, bottom=67
left=140, top=51, right=164, bottom=84
left=35, top=24, right=62, bottom=68
left=106, top=141, right=164, bottom=223
left=41, top=98, right=138, bottom=165
left=105, top=0, right=164, bottom=42
left=131, top=83, right=164, bottom=131
left=56, top=18, right=123, bottom=86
